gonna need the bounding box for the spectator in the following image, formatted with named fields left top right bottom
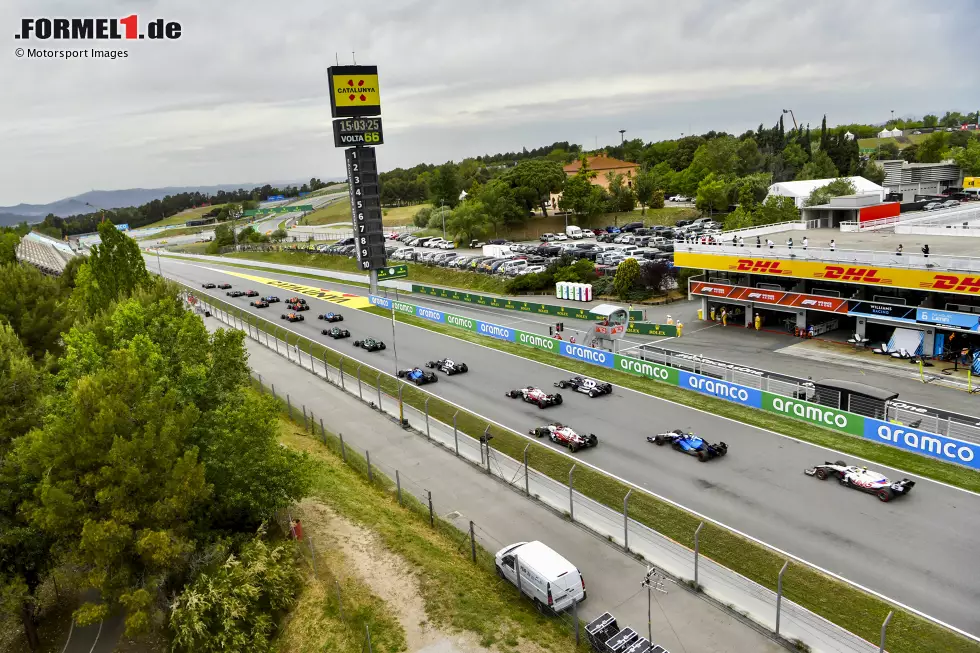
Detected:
left=787, top=237, right=794, bottom=249
left=767, top=238, right=774, bottom=249
left=829, top=239, right=836, bottom=251
left=896, top=243, right=903, bottom=256
left=756, top=236, right=762, bottom=248
left=802, top=236, right=808, bottom=250
left=738, top=235, right=745, bottom=247
left=922, top=243, right=930, bottom=258
left=732, top=235, right=738, bottom=247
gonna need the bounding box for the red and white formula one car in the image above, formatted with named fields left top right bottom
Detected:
left=505, top=386, right=563, bottom=408
left=804, top=460, right=915, bottom=502
left=529, top=422, right=598, bottom=453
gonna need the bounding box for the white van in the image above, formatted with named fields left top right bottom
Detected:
left=495, top=541, right=586, bottom=613
left=500, top=259, right=528, bottom=275
left=566, top=225, right=583, bottom=239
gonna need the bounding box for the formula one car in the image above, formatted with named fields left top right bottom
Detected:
left=397, top=367, right=438, bottom=385
left=353, top=337, right=386, bottom=352
left=202, top=282, right=216, bottom=289
left=286, top=297, right=307, bottom=305
left=244, top=290, right=259, bottom=297
left=280, top=312, right=305, bottom=322
left=286, top=302, right=310, bottom=312
left=647, top=429, right=728, bottom=462
left=217, top=283, right=232, bottom=289
left=804, top=461, right=915, bottom=502
left=318, top=312, right=344, bottom=322
left=263, top=295, right=281, bottom=303
left=250, top=300, right=270, bottom=308
left=425, top=358, right=468, bottom=375
left=505, top=386, right=563, bottom=408
left=322, top=326, right=350, bottom=339
left=554, top=375, right=613, bottom=398
left=529, top=422, right=598, bottom=453
left=227, top=290, right=245, bottom=297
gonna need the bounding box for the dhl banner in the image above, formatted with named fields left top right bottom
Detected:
left=690, top=281, right=848, bottom=313
left=677, top=252, right=980, bottom=297
left=201, top=267, right=373, bottom=309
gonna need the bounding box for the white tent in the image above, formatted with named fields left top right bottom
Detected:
left=876, top=127, right=902, bottom=138
left=844, top=131, right=855, bottom=140
left=764, top=176, right=885, bottom=209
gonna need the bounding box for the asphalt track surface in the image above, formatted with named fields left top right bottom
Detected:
left=155, top=255, right=980, bottom=637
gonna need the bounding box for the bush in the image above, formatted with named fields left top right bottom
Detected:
left=591, top=276, right=615, bottom=296
left=413, top=207, right=432, bottom=228
left=613, top=258, right=641, bottom=299
left=505, top=271, right=554, bottom=294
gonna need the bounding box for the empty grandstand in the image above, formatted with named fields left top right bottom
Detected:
left=15, top=232, right=82, bottom=275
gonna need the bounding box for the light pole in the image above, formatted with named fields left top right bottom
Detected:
left=440, top=201, right=446, bottom=240
left=619, top=129, right=626, bottom=144
left=782, top=109, right=798, bottom=130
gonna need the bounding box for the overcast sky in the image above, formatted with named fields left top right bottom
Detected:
left=1, top=0, right=976, bottom=205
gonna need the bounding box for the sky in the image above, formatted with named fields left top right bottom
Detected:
left=1, top=0, right=977, bottom=206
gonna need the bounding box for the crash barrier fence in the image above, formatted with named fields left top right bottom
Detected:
left=629, top=343, right=980, bottom=447
left=205, top=300, right=881, bottom=653
left=367, top=292, right=980, bottom=471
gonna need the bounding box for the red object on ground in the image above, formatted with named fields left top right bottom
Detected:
left=858, top=202, right=900, bottom=223
left=291, top=519, right=303, bottom=540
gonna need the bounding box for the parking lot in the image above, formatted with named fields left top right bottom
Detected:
left=311, top=216, right=726, bottom=278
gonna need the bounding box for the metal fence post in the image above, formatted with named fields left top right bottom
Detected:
left=880, top=611, right=893, bottom=653
left=523, top=445, right=530, bottom=496
left=336, top=580, right=344, bottom=621
left=357, top=365, right=363, bottom=400
left=339, top=358, right=345, bottom=391
left=453, top=411, right=459, bottom=456
left=776, top=561, right=789, bottom=635
left=365, top=623, right=372, bottom=653
left=396, top=470, right=402, bottom=506
left=469, top=520, right=476, bottom=563
left=287, top=394, right=292, bottom=419
left=376, top=376, right=382, bottom=409
left=427, top=490, right=434, bottom=527
left=694, top=522, right=704, bottom=588
left=425, top=398, right=430, bottom=440
left=366, top=450, right=373, bottom=482
left=303, top=405, right=308, bottom=432
left=569, top=465, right=577, bottom=522
left=624, top=489, right=633, bottom=551
left=323, top=353, right=329, bottom=383
left=340, top=432, right=347, bottom=463
left=320, top=418, right=325, bottom=444
left=271, top=383, right=277, bottom=400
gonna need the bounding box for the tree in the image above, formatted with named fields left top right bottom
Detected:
left=412, top=206, right=433, bottom=228
left=606, top=173, right=637, bottom=213
left=804, top=178, right=857, bottom=207
left=270, top=228, right=287, bottom=242
left=917, top=132, right=949, bottom=163
left=0, top=233, right=18, bottom=266
left=73, top=221, right=149, bottom=316
left=923, top=114, right=939, bottom=128
left=951, top=140, right=980, bottom=176
left=646, top=162, right=675, bottom=195
left=639, top=260, right=673, bottom=295
left=736, top=138, right=764, bottom=175
left=876, top=141, right=900, bottom=160
left=796, top=150, right=839, bottom=180
left=900, top=144, right=919, bottom=162
left=648, top=189, right=665, bottom=210
left=756, top=195, right=800, bottom=224
left=473, top=178, right=524, bottom=231
left=819, top=115, right=829, bottom=151
left=861, top=160, right=886, bottom=186
left=558, top=160, right=605, bottom=217
left=781, top=143, right=809, bottom=177
left=169, top=533, right=299, bottom=653
left=0, top=324, right=44, bottom=454
left=506, top=159, right=565, bottom=216
left=690, top=136, right=739, bottom=176
left=635, top=170, right=657, bottom=214
left=723, top=206, right=755, bottom=231
left=0, top=263, right=72, bottom=359
left=948, top=130, right=973, bottom=149
left=695, top=174, right=729, bottom=214
left=613, top=257, right=641, bottom=300
left=445, top=200, right=489, bottom=244
left=668, top=136, right=704, bottom=171
left=940, top=111, right=965, bottom=128
left=429, top=162, right=461, bottom=209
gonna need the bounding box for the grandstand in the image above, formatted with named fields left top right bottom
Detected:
left=15, top=232, right=82, bottom=275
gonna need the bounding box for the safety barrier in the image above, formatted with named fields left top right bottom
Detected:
left=372, top=293, right=980, bottom=470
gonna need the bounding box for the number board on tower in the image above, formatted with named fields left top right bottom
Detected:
left=333, top=117, right=384, bottom=147
left=345, top=147, right=387, bottom=270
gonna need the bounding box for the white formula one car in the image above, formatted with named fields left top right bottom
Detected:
left=804, top=460, right=915, bottom=502
left=529, top=422, right=598, bottom=453
left=505, top=386, right=563, bottom=408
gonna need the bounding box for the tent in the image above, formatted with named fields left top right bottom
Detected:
left=764, top=176, right=885, bottom=208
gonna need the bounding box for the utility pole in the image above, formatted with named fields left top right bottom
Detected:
left=441, top=200, right=446, bottom=240
left=619, top=129, right=626, bottom=144
left=641, top=566, right=668, bottom=645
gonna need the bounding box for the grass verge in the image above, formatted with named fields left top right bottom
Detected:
left=196, top=292, right=980, bottom=653
left=276, top=415, right=587, bottom=652
left=302, top=200, right=353, bottom=226
left=382, top=203, right=431, bottom=226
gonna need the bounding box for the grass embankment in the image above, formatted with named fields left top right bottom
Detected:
left=276, top=415, right=586, bottom=652
left=144, top=204, right=225, bottom=228
left=199, top=293, right=980, bottom=653
left=856, top=133, right=930, bottom=151
left=225, top=251, right=510, bottom=294
left=302, top=200, right=353, bottom=226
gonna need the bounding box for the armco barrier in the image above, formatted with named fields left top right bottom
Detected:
left=371, top=294, right=980, bottom=469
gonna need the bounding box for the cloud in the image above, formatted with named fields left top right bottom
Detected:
left=0, top=0, right=975, bottom=204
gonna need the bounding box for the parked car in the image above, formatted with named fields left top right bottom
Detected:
left=565, top=225, right=583, bottom=239
left=942, top=199, right=960, bottom=209
left=621, top=221, right=644, bottom=232
left=539, top=233, right=557, bottom=242
left=923, top=202, right=942, bottom=211
left=554, top=232, right=568, bottom=241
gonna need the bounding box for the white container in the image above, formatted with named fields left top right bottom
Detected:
left=584, top=284, right=592, bottom=301
left=555, top=282, right=564, bottom=299
left=573, top=283, right=582, bottom=301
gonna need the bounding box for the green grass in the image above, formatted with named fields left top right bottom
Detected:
left=160, top=253, right=370, bottom=289
left=198, top=292, right=980, bottom=653
left=856, top=133, right=930, bottom=151
left=144, top=204, right=225, bottom=228
left=276, top=414, right=587, bottom=653
left=303, top=200, right=353, bottom=226
left=136, top=225, right=212, bottom=239
left=224, top=251, right=510, bottom=294
left=382, top=203, right=431, bottom=226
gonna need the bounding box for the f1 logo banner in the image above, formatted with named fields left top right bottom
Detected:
left=679, top=371, right=761, bottom=408
left=559, top=342, right=614, bottom=368
left=475, top=320, right=515, bottom=342
left=865, top=418, right=979, bottom=469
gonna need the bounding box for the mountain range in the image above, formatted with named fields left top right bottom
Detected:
left=0, top=180, right=342, bottom=226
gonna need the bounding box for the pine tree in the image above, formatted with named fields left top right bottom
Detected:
left=820, top=115, right=828, bottom=151
left=803, top=125, right=812, bottom=156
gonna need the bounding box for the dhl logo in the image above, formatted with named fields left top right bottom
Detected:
left=927, top=275, right=980, bottom=293
left=818, top=266, right=886, bottom=284
left=734, top=260, right=790, bottom=274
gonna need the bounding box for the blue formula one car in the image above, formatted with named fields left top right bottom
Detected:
left=647, top=429, right=728, bottom=462
left=396, top=367, right=438, bottom=385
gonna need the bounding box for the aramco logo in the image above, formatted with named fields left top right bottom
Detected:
left=347, top=79, right=369, bottom=102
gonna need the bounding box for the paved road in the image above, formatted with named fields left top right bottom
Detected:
left=157, top=256, right=980, bottom=637
left=234, top=327, right=785, bottom=653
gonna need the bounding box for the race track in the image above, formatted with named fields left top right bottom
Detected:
left=155, top=255, right=980, bottom=636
